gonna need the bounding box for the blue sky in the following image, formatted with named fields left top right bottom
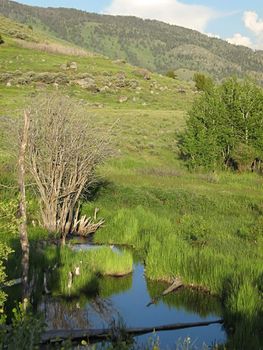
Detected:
left=14, top=0, right=263, bottom=49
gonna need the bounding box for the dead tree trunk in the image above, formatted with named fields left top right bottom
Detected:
left=18, top=110, right=30, bottom=300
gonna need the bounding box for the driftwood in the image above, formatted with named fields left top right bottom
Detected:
left=41, top=319, right=223, bottom=344
left=147, top=277, right=183, bottom=307
left=162, top=278, right=183, bottom=296
left=72, top=208, right=104, bottom=236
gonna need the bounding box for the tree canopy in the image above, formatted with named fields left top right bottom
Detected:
left=178, top=78, right=263, bottom=171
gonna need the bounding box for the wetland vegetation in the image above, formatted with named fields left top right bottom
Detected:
left=0, top=11, right=263, bottom=350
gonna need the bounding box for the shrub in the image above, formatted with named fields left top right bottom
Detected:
left=27, top=93, right=111, bottom=243
left=193, top=72, right=214, bottom=92
left=166, top=70, right=177, bottom=79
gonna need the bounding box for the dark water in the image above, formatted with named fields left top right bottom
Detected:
left=40, top=243, right=226, bottom=349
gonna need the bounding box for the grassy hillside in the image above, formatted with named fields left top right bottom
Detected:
left=1, top=15, right=263, bottom=350
left=1, top=0, right=263, bottom=83
left=0, top=15, right=195, bottom=116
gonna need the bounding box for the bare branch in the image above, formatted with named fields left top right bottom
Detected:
left=27, top=93, right=112, bottom=242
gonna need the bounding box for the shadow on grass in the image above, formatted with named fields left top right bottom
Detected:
left=4, top=235, right=100, bottom=319
left=82, top=178, right=112, bottom=202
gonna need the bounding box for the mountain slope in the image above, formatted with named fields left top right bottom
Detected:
left=1, top=0, right=263, bottom=82
left=0, top=13, right=195, bottom=116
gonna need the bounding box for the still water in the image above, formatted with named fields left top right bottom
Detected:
left=40, top=243, right=226, bottom=349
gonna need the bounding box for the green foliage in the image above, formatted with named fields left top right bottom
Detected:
left=93, top=178, right=263, bottom=347
left=0, top=200, right=19, bottom=236
left=227, top=279, right=261, bottom=319
left=193, top=72, right=214, bottom=92
left=0, top=200, right=16, bottom=314
left=0, top=15, right=40, bottom=43
left=0, top=243, right=12, bottom=317
left=178, top=88, right=225, bottom=169
left=1, top=302, right=45, bottom=350
left=179, top=78, right=263, bottom=170
left=231, top=143, right=258, bottom=172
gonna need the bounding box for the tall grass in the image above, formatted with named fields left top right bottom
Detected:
left=92, top=182, right=263, bottom=348
left=49, top=246, right=133, bottom=297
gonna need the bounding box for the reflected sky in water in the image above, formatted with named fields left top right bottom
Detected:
left=40, top=242, right=226, bottom=348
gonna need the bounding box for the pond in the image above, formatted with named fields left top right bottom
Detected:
left=39, top=241, right=227, bottom=348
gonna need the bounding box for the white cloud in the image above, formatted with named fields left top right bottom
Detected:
left=226, top=33, right=253, bottom=48
left=243, top=11, right=263, bottom=49
left=104, top=0, right=218, bottom=32
left=244, top=11, right=263, bottom=36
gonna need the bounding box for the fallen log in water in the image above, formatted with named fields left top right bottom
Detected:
left=41, top=319, right=223, bottom=344
left=162, top=277, right=183, bottom=296
left=147, top=277, right=183, bottom=307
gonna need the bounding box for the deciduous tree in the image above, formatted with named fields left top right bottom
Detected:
left=27, top=94, right=111, bottom=244
left=179, top=78, right=263, bottom=170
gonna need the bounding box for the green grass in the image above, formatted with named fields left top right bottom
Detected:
left=47, top=246, right=133, bottom=297
left=90, top=183, right=263, bottom=348
left=0, top=28, right=195, bottom=114
left=1, top=22, right=263, bottom=349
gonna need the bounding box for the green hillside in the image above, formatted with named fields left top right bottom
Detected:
left=0, top=14, right=195, bottom=115
left=1, top=0, right=263, bottom=83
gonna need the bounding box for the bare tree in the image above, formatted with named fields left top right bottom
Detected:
left=18, top=111, right=30, bottom=299
left=27, top=94, right=111, bottom=244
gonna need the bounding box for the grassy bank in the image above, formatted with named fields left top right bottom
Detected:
left=90, top=175, right=263, bottom=349
left=46, top=246, right=132, bottom=297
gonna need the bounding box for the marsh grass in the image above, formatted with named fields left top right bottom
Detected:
left=92, top=182, right=263, bottom=348
left=49, top=246, right=133, bottom=297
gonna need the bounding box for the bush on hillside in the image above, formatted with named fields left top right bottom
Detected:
left=166, top=70, right=177, bottom=79
left=193, top=72, right=214, bottom=92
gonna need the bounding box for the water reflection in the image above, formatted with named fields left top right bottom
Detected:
left=147, top=280, right=222, bottom=317
left=39, top=259, right=226, bottom=348
left=38, top=270, right=132, bottom=330
left=109, top=263, right=226, bottom=348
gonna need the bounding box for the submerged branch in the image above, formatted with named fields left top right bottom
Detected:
left=147, top=277, right=183, bottom=307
